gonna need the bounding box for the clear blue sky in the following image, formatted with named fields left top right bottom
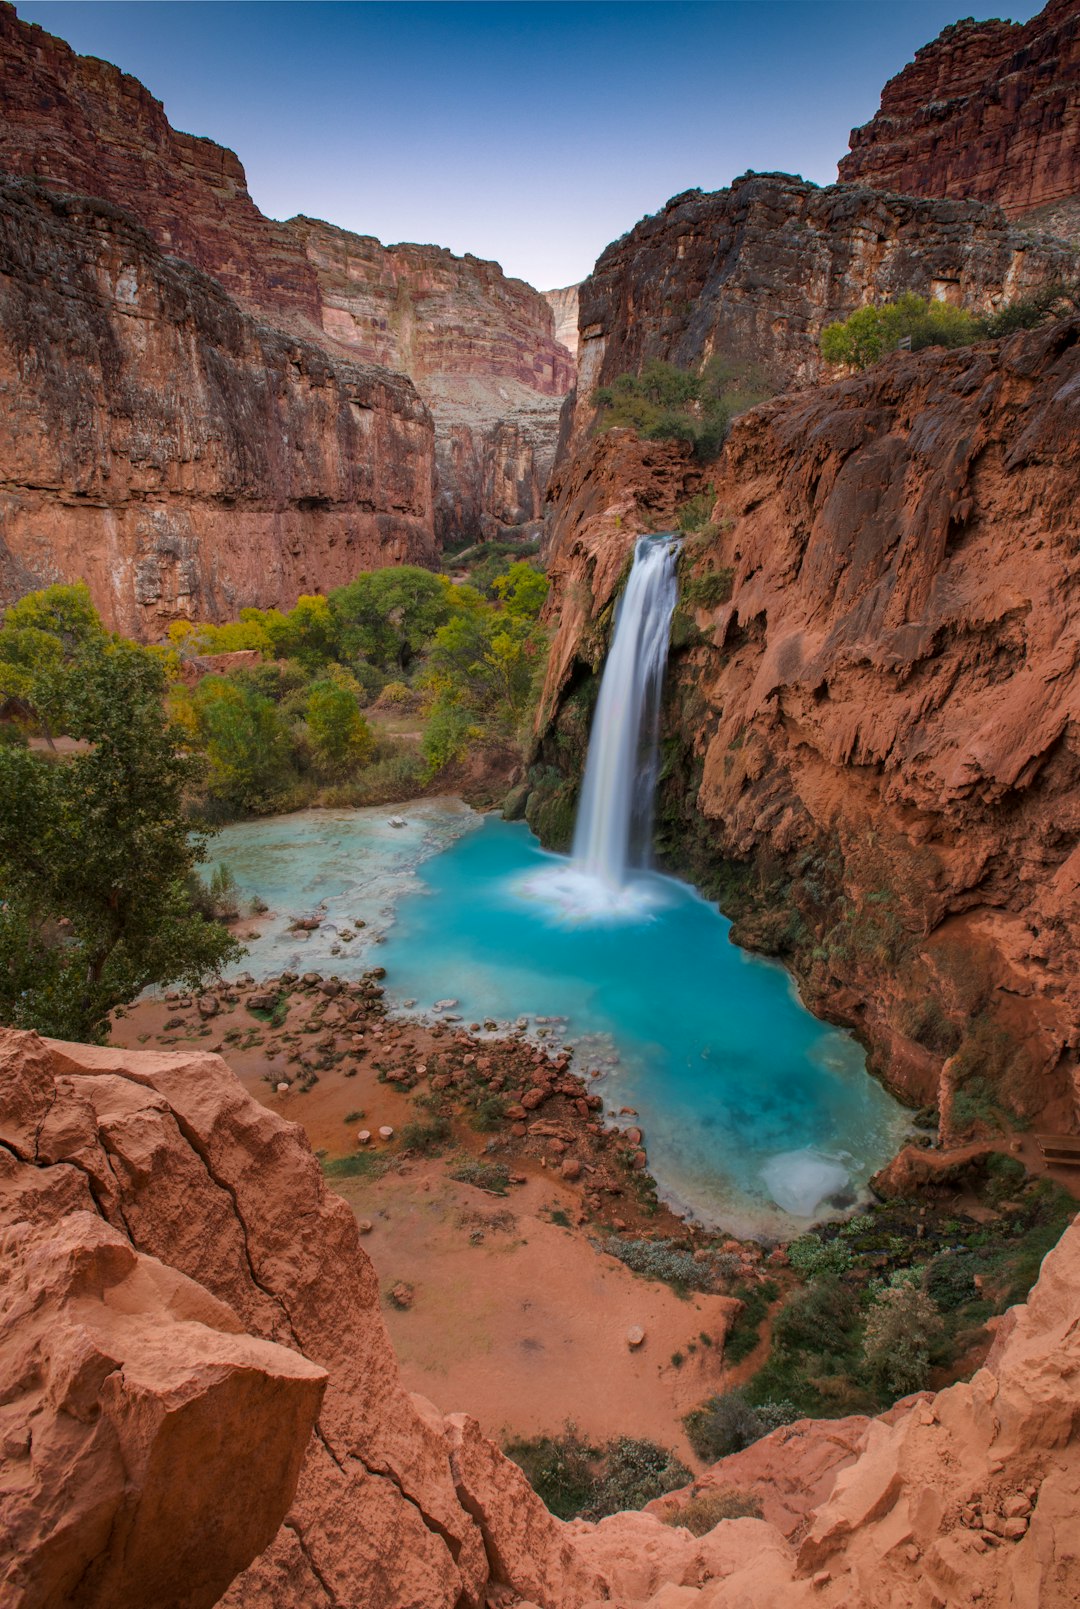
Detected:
left=18, top=2, right=1045, bottom=290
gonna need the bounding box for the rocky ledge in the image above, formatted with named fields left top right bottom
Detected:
left=2, top=1026, right=1079, bottom=1606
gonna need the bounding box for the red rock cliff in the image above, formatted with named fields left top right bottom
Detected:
left=0, top=181, right=435, bottom=637
left=4, top=1026, right=1079, bottom=1607
left=539, top=318, right=1080, bottom=1134
left=563, top=172, right=1072, bottom=461
left=839, top=0, right=1080, bottom=242
left=0, top=2, right=573, bottom=556
left=290, top=216, right=574, bottom=542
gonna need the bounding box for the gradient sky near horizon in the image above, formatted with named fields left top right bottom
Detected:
left=18, top=1, right=1045, bottom=290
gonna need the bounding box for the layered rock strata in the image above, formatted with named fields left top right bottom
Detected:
left=562, top=172, right=1073, bottom=460
left=3, top=1025, right=1079, bottom=1607
left=544, top=284, right=581, bottom=359
left=0, top=3, right=573, bottom=560
left=839, top=0, right=1080, bottom=242
left=537, top=319, right=1080, bottom=1130
left=287, top=217, right=573, bottom=543
left=0, top=180, right=435, bottom=636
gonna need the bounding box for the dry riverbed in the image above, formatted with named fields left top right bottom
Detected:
left=113, top=966, right=775, bottom=1463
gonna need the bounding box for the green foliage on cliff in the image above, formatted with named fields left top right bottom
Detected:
left=0, top=585, right=241, bottom=1041
left=593, top=357, right=770, bottom=461
left=821, top=283, right=1080, bottom=370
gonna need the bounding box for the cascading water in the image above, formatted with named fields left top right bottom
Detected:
left=572, top=535, right=681, bottom=888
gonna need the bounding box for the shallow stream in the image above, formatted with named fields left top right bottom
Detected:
left=208, top=800, right=908, bottom=1235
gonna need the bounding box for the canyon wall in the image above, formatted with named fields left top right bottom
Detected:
left=562, top=172, right=1074, bottom=460
left=290, top=216, right=573, bottom=542
left=4, top=1025, right=1079, bottom=1607
left=839, top=0, right=1080, bottom=243
left=0, top=2, right=573, bottom=572
left=536, top=318, right=1080, bottom=1135
left=0, top=181, right=435, bottom=637
left=544, top=283, right=581, bottom=359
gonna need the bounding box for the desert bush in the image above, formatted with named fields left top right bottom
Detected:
left=400, top=1116, right=451, bottom=1153
left=923, top=1253, right=978, bottom=1312
left=450, top=1159, right=511, bottom=1195
left=663, top=1487, right=763, bottom=1533
left=862, top=1282, right=944, bottom=1399
left=684, top=1390, right=767, bottom=1462
left=820, top=294, right=980, bottom=369
left=594, top=357, right=770, bottom=461
left=786, top=1234, right=853, bottom=1280
left=504, top=1428, right=689, bottom=1521
left=602, top=1236, right=712, bottom=1293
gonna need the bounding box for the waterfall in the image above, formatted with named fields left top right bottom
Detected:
left=572, top=535, right=681, bottom=889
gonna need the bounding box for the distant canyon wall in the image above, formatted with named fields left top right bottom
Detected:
left=839, top=0, right=1080, bottom=243
left=0, top=181, right=435, bottom=638
left=537, top=318, right=1080, bottom=1134
left=290, top=215, right=573, bottom=543
left=544, top=283, right=581, bottom=358
left=0, top=0, right=572, bottom=609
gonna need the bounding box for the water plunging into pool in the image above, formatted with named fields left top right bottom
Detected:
left=206, top=540, right=908, bottom=1231
left=572, top=534, right=680, bottom=889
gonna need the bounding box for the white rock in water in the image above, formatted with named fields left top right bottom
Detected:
left=433, top=998, right=458, bottom=1012
left=761, top=1150, right=849, bottom=1217
left=389, top=816, right=407, bottom=828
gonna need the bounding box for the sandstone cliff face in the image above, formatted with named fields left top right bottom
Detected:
left=538, top=319, right=1080, bottom=1131
left=3, top=1025, right=1079, bottom=1608
left=562, top=172, right=1073, bottom=460
left=0, top=3, right=572, bottom=561
left=289, top=216, right=573, bottom=542
left=544, top=284, right=581, bottom=359
left=0, top=1, right=321, bottom=324
left=0, top=181, right=435, bottom=637
left=839, top=0, right=1080, bottom=243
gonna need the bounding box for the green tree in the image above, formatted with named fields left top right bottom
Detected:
left=0, top=632, right=241, bottom=1042
left=306, top=680, right=374, bottom=774
left=190, top=676, right=293, bottom=810
left=329, top=567, right=453, bottom=671
left=0, top=582, right=106, bottom=744
left=862, top=1280, right=944, bottom=1399
left=492, top=561, right=549, bottom=620
left=820, top=294, right=981, bottom=369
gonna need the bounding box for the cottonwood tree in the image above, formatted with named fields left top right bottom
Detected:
left=0, top=588, right=241, bottom=1042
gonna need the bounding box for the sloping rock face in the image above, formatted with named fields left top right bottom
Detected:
left=289, top=216, right=573, bottom=542
left=839, top=0, right=1080, bottom=243
left=0, top=1, right=321, bottom=323
left=538, top=320, right=1080, bottom=1130
left=544, top=284, right=581, bottom=359
left=0, top=181, right=435, bottom=637
left=3, top=1026, right=1079, bottom=1607
left=563, top=173, right=1072, bottom=456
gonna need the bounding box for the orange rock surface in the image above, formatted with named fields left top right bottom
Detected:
left=3, top=1026, right=1079, bottom=1606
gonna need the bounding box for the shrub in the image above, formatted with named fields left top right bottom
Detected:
left=450, top=1159, right=510, bottom=1195
left=663, top=1487, right=764, bottom=1534
left=820, top=294, right=981, bottom=369
left=772, top=1276, right=859, bottom=1355
left=923, top=1253, right=978, bottom=1312
left=400, top=1116, right=451, bottom=1153
left=504, top=1428, right=690, bottom=1522
left=683, top=569, right=734, bottom=610
left=602, top=1236, right=711, bottom=1293
left=786, top=1234, right=853, bottom=1280
left=862, top=1282, right=944, bottom=1399
left=594, top=357, right=770, bottom=462
left=471, top=1094, right=508, bottom=1132
left=684, top=1390, right=766, bottom=1462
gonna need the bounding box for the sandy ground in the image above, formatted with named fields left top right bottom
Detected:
left=114, top=980, right=747, bottom=1464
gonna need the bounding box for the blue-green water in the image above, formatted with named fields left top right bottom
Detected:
left=208, top=802, right=907, bottom=1236
left=377, top=816, right=908, bottom=1236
